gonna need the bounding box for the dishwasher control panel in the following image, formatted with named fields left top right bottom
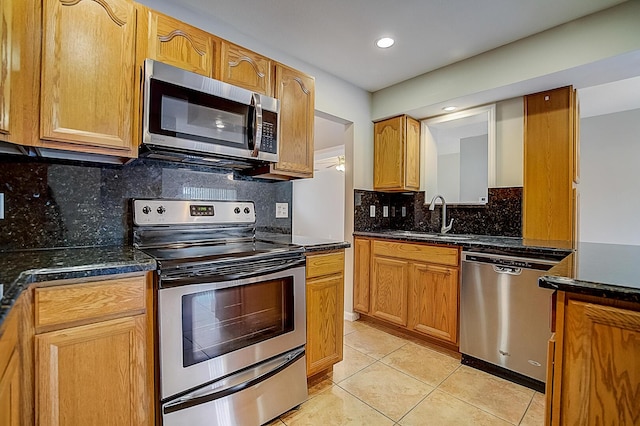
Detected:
left=462, top=253, right=557, bottom=271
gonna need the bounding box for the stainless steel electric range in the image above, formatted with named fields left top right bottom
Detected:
left=133, top=199, right=307, bottom=426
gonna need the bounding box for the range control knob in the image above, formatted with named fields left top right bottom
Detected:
left=234, top=207, right=241, bottom=214
left=244, top=207, right=251, bottom=214
left=142, top=206, right=151, bottom=214
left=157, top=206, right=166, bottom=215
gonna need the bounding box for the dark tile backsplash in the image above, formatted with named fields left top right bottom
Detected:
left=0, top=156, right=292, bottom=250
left=354, top=187, right=522, bottom=237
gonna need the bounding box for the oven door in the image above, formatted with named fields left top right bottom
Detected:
left=157, top=263, right=306, bottom=400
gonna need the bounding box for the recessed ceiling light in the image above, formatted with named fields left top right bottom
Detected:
left=443, top=106, right=457, bottom=112
left=376, top=37, right=395, bottom=49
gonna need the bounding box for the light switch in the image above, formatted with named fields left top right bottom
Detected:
left=0, top=193, right=4, bottom=220
left=401, top=206, right=407, bottom=217
left=383, top=206, right=389, bottom=217
left=369, top=205, right=376, bottom=217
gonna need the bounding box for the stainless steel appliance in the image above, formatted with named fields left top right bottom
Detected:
left=141, top=59, right=280, bottom=168
left=133, top=199, right=307, bottom=426
left=460, top=251, right=559, bottom=391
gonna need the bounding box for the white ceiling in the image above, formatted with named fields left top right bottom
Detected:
left=172, top=0, right=627, bottom=92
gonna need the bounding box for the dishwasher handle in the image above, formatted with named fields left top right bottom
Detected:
left=493, top=265, right=522, bottom=275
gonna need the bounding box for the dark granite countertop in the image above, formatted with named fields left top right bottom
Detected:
left=257, top=233, right=351, bottom=253
left=540, top=242, right=640, bottom=303
left=353, top=229, right=573, bottom=260
left=0, top=246, right=156, bottom=327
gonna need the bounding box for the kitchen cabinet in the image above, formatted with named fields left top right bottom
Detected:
left=373, top=115, right=420, bottom=192
left=353, top=237, right=371, bottom=314
left=220, top=41, right=272, bottom=95
left=305, top=250, right=344, bottom=377
left=40, top=0, right=137, bottom=157
left=252, top=63, right=315, bottom=179
left=547, top=291, right=640, bottom=425
left=523, top=86, right=578, bottom=244
left=33, top=273, right=152, bottom=425
left=0, top=296, right=21, bottom=426
left=138, top=6, right=220, bottom=78
left=0, top=0, right=39, bottom=146
left=360, top=239, right=460, bottom=347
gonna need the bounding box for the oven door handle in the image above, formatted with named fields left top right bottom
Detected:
left=160, top=257, right=306, bottom=287
left=162, top=347, right=305, bottom=414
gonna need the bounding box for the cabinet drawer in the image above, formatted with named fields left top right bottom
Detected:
left=306, top=251, right=345, bottom=279
left=35, top=275, right=146, bottom=328
left=373, top=240, right=459, bottom=267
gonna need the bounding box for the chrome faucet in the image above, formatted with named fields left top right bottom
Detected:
left=429, top=194, right=453, bottom=234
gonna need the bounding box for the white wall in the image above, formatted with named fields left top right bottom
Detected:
left=293, top=168, right=345, bottom=239
left=579, top=108, right=640, bottom=245
left=495, top=97, right=524, bottom=187
left=460, top=135, right=488, bottom=202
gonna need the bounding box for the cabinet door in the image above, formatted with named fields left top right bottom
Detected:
left=41, top=0, right=136, bottom=154
left=220, top=42, right=271, bottom=95
left=556, top=300, right=640, bottom=424
left=408, top=263, right=459, bottom=344
left=36, top=315, right=148, bottom=426
left=0, top=0, right=11, bottom=135
left=353, top=238, right=371, bottom=314
left=272, top=63, right=315, bottom=178
left=306, top=273, right=344, bottom=376
left=146, top=10, right=217, bottom=77
left=0, top=351, right=20, bottom=426
left=405, top=116, right=420, bottom=190
left=374, top=116, right=405, bottom=191
left=523, top=86, right=575, bottom=243
left=371, top=256, right=409, bottom=326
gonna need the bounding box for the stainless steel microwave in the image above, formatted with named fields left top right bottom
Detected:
left=140, top=59, right=280, bottom=168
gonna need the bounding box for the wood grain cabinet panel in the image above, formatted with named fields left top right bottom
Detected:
left=144, top=9, right=218, bottom=77
left=306, top=251, right=344, bottom=377
left=40, top=0, right=136, bottom=155
left=0, top=0, right=12, bottom=136
left=408, top=262, right=458, bottom=344
left=220, top=42, right=271, bottom=95
left=374, top=115, right=420, bottom=192
left=371, top=256, right=409, bottom=326
left=549, top=295, right=640, bottom=425
left=0, top=298, right=20, bottom=426
left=271, top=63, right=315, bottom=178
left=523, top=86, right=578, bottom=244
left=36, top=315, right=147, bottom=426
left=353, top=238, right=371, bottom=314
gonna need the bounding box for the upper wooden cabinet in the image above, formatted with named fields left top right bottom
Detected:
left=40, top=0, right=137, bottom=156
left=523, top=86, right=578, bottom=244
left=374, top=115, right=420, bottom=192
left=138, top=7, right=220, bottom=78
left=0, top=0, right=12, bottom=136
left=220, top=41, right=272, bottom=95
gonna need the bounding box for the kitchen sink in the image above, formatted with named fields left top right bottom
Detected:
left=391, top=230, right=472, bottom=241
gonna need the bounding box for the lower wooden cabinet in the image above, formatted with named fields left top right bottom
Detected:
left=306, top=250, right=345, bottom=377
left=0, top=296, right=21, bottom=426
left=356, top=238, right=460, bottom=347
left=547, top=292, right=640, bottom=424
left=33, top=273, right=152, bottom=426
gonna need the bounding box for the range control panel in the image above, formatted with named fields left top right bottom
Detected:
left=133, top=199, right=255, bottom=226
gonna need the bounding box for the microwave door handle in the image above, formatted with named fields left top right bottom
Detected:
left=251, top=93, right=263, bottom=157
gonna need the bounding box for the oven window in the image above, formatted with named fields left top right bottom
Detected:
left=181, top=277, right=294, bottom=367
left=149, top=78, right=250, bottom=148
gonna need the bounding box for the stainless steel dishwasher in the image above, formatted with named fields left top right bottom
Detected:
left=460, top=251, right=558, bottom=391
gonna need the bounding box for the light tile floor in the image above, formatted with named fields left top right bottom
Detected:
left=268, top=319, right=545, bottom=426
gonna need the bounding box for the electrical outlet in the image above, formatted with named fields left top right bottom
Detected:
left=369, top=205, right=376, bottom=217
left=0, top=193, right=4, bottom=220
left=275, top=202, right=288, bottom=218
left=383, top=206, right=389, bottom=217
